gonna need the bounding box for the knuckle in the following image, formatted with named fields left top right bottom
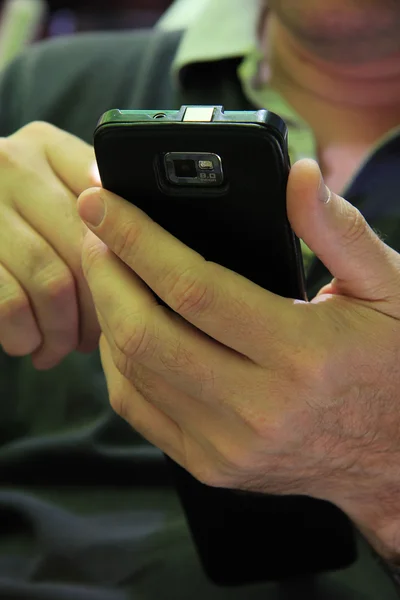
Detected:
left=113, top=312, right=156, bottom=362
left=190, top=461, right=227, bottom=488
left=111, top=218, right=145, bottom=262
left=0, top=287, right=30, bottom=322
left=0, top=137, right=17, bottom=169
left=216, top=430, right=267, bottom=479
left=109, top=389, right=129, bottom=421
left=34, top=318, right=78, bottom=360
left=37, top=269, right=76, bottom=302
left=244, top=413, right=274, bottom=442
left=113, top=350, right=132, bottom=381
left=164, top=267, right=214, bottom=318
left=225, top=375, right=278, bottom=440
left=230, top=389, right=289, bottom=446
left=214, top=446, right=248, bottom=478
left=81, top=239, right=104, bottom=277
left=188, top=443, right=255, bottom=489
left=251, top=409, right=290, bottom=446
left=0, top=122, right=54, bottom=169
left=20, top=120, right=55, bottom=138
left=21, top=237, right=55, bottom=280
left=129, top=364, right=157, bottom=399
left=290, top=345, right=330, bottom=390
left=158, top=329, right=199, bottom=372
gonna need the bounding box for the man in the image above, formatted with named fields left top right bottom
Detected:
left=0, top=0, right=400, bottom=598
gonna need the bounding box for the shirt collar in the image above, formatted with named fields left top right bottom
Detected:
left=172, top=0, right=264, bottom=80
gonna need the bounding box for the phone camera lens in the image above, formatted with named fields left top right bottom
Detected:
left=173, top=159, right=197, bottom=178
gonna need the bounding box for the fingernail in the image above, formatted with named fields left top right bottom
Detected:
left=318, top=176, right=331, bottom=204
left=79, top=193, right=105, bottom=227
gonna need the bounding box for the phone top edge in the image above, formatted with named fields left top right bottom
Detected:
left=95, top=106, right=287, bottom=143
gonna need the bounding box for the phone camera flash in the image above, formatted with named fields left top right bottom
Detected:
left=198, top=160, right=214, bottom=170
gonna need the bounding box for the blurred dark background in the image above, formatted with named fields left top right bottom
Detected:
left=0, top=0, right=173, bottom=37
left=0, top=0, right=177, bottom=71
left=45, top=0, right=172, bottom=33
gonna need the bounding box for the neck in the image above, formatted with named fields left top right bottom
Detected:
left=264, top=13, right=400, bottom=110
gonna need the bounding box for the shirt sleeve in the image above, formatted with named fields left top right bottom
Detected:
left=0, top=53, right=25, bottom=135
left=369, top=543, right=400, bottom=598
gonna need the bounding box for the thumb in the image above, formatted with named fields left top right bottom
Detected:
left=287, top=159, right=400, bottom=305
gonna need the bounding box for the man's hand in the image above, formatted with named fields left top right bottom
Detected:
left=0, top=122, right=101, bottom=370
left=78, top=158, right=400, bottom=562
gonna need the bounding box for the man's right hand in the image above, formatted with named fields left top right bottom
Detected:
left=0, top=121, right=101, bottom=370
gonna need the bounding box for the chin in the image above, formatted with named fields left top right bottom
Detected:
left=269, top=0, right=400, bottom=41
left=269, top=0, right=400, bottom=62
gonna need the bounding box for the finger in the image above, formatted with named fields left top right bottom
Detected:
left=99, top=333, right=184, bottom=465
left=110, top=359, right=255, bottom=485
left=7, top=136, right=100, bottom=353
left=287, top=159, right=400, bottom=306
left=100, top=332, right=264, bottom=487
left=21, top=178, right=101, bottom=355
left=97, top=306, right=223, bottom=430
left=78, top=188, right=303, bottom=365
left=0, top=206, right=79, bottom=370
left=99, top=319, right=206, bottom=434
left=74, top=276, right=101, bottom=354
left=0, top=263, right=42, bottom=356
left=13, top=122, right=96, bottom=196
left=81, top=229, right=256, bottom=407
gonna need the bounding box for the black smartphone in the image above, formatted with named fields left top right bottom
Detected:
left=93, top=105, right=356, bottom=586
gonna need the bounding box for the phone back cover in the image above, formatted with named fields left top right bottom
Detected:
left=94, top=122, right=356, bottom=585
